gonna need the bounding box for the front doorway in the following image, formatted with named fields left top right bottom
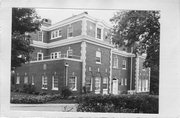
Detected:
left=112, top=78, right=118, bottom=95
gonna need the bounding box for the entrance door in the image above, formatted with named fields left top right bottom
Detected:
left=112, top=79, right=118, bottom=95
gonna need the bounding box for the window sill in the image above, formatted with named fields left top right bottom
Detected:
left=122, top=68, right=126, bottom=70
left=96, top=62, right=101, bottom=64
left=113, top=67, right=119, bottom=69
left=71, top=88, right=77, bottom=91
left=42, top=88, right=48, bottom=90
left=52, top=88, right=58, bottom=90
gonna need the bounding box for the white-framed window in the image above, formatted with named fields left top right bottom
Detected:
left=68, top=76, right=77, bottom=91
left=145, top=79, right=148, bottom=91
left=86, top=77, right=93, bottom=92
left=51, top=52, right=59, bottom=59
left=67, top=47, right=73, bottom=58
left=37, top=52, right=43, bottom=61
left=32, top=76, right=34, bottom=85
left=103, top=77, right=108, bottom=90
left=113, top=56, right=118, bottom=68
left=38, top=31, right=43, bottom=42
left=58, top=51, right=61, bottom=58
left=67, top=25, right=73, bottom=38
left=96, top=27, right=102, bottom=40
left=95, top=77, right=101, bottom=94
left=16, top=76, right=20, bottom=84
left=51, top=29, right=62, bottom=39
left=96, top=51, right=101, bottom=64
left=52, top=76, right=58, bottom=90
left=122, top=60, right=126, bottom=69
left=125, top=78, right=127, bottom=86
left=24, top=76, right=28, bottom=84
left=42, top=75, right=48, bottom=89
left=121, top=78, right=124, bottom=86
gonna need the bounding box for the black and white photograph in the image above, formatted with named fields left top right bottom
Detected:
left=0, top=0, right=180, bottom=117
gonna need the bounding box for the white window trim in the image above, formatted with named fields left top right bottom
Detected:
left=103, top=77, right=108, bottom=90
left=42, top=76, right=48, bottom=89
left=69, top=76, right=77, bottom=91
left=95, top=77, right=101, bottom=94
left=16, top=76, right=20, bottom=84
left=67, top=25, right=73, bottom=38
left=67, top=47, right=73, bottom=57
left=96, top=51, right=101, bottom=64
left=125, top=78, right=127, bottom=86
left=113, top=56, right=118, bottom=69
left=52, top=76, right=58, bottom=90
left=51, top=52, right=59, bottom=59
left=122, top=60, right=127, bottom=70
left=96, top=26, right=103, bottom=40
left=38, top=31, right=43, bottom=42
left=51, top=29, right=62, bottom=40
left=121, top=78, right=124, bottom=86
left=32, top=76, right=34, bottom=85
left=37, top=52, right=43, bottom=61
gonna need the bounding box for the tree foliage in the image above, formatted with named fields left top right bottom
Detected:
left=110, top=10, right=160, bottom=70
left=11, top=8, right=40, bottom=70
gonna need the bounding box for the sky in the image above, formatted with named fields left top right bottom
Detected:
left=35, top=8, right=119, bottom=26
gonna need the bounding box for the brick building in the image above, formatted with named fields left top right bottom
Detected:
left=13, top=12, right=150, bottom=95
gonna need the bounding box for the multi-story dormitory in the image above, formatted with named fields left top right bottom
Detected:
left=13, top=12, right=150, bottom=95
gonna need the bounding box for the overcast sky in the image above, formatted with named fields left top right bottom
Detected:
left=35, top=8, right=119, bottom=26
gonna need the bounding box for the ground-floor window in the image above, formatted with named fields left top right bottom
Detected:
left=24, top=76, right=28, bottom=84
left=125, top=78, right=127, bottom=86
left=16, top=76, right=20, bottom=84
left=32, top=76, right=34, bottom=85
left=86, top=77, right=93, bottom=92
left=42, top=75, right=48, bottom=89
left=95, top=77, right=101, bottom=94
left=52, top=75, right=58, bottom=90
left=103, top=77, right=108, bottom=89
left=69, top=76, right=77, bottom=91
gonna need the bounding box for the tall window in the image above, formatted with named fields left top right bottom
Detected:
left=58, top=51, right=61, bottom=58
left=145, top=80, right=148, bottom=91
left=113, top=56, right=118, bottom=68
left=122, top=60, right=126, bottom=69
left=125, top=78, right=127, bottom=86
left=96, top=28, right=102, bottom=39
left=86, top=77, right=93, bottom=92
left=52, top=76, right=58, bottom=90
left=69, top=76, right=77, bottom=91
left=16, top=76, right=20, bottom=84
left=38, top=31, right=43, bottom=41
left=67, top=48, right=73, bottom=58
left=37, top=52, right=43, bottom=61
left=103, top=77, right=108, bottom=89
left=24, top=76, right=28, bottom=84
left=96, top=51, right=101, bottom=64
left=138, top=79, right=141, bottom=92
left=67, top=25, right=73, bottom=38
left=95, top=77, right=101, bottom=94
left=121, top=78, right=124, bottom=86
left=42, top=75, right=48, bottom=89
left=32, top=76, right=34, bottom=85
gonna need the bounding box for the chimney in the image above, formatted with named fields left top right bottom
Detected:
left=42, top=18, right=52, bottom=27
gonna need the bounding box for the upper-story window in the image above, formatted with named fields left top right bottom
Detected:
left=67, top=47, right=73, bottom=58
left=24, top=76, right=28, bottom=84
left=67, top=25, right=73, bottom=38
left=113, top=56, right=118, bottom=68
left=96, top=51, right=101, bottom=64
left=122, top=60, right=126, bottom=69
left=51, top=29, right=62, bottom=40
left=38, top=31, right=43, bottom=42
left=96, top=28, right=102, bottom=39
left=37, top=52, right=43, bottom=61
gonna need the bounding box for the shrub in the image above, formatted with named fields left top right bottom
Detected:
left=61, top=86, right=72, bottom=99
left=76, top=94, right=158, bottom=113
left=22, top=84, right=36, bottom=94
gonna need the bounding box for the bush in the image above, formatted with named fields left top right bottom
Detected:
left=61, top=86, right=72, bottom=99
left=76, top=94, right=158, bottom=113
left=22, top=84, right=36, bottom=94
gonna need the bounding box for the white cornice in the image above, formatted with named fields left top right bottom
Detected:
left=112, top=49, right=135, bottom=57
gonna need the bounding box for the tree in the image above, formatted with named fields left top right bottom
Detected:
left=110, top=10, right=160, bottom=94
left=11, top=8, right=40, bottom=70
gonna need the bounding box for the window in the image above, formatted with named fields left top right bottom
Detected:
left=38, top=31, right=43, bottom=41
left=58, top=30, right=62, bottom=37
left=113, top=56, right=118, bottom=68
left=42, top=75, right=48, bottom=89
left=125, top=78, right=127, bottom=86
left=24, top=76, right=28, bottom=84
left=122, top=60, right=126, bottom=69
left=51, top=29, right=62, bottom=39
left=37, top=52, right=43, bottom=61
left=95, top=77, right=101, bottom=94
left=32, top=76, right=34, bottom=85
left=96, top=28, right=102, bottom=39
left=58, top=51, right=61, bottom=58
left=86, top=77, right=93, bottom=92
left=68, top=76, right=77, bottom=91
left=16, top=76, right=20, bottom=84
left=103, top=77, right=108, bottom=89
left=145, top=80, right=148, bottom=91
left=52, top=76, right=58, bottom=90
left=96, top=51, right=101, bottom=64
left=67, top=48, right=73, bottom=58
left=121, top=78, right=124, bottom=86
left=51, top=52, right=59, bottom=59
left=67, top=25, right=73, bottom=38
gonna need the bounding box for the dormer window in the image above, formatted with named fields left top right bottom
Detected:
left=67, top=25, right=73, bottom=38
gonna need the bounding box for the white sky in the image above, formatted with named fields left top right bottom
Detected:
left=35, top=8, right=118, bottom=26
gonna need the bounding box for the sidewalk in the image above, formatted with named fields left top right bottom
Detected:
left=10, top=104, right=78, bottom=112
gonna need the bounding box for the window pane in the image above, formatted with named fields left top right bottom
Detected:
left=97, top=28, right=101, bottom=39
left=95, top=77, right=101, bottom=90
